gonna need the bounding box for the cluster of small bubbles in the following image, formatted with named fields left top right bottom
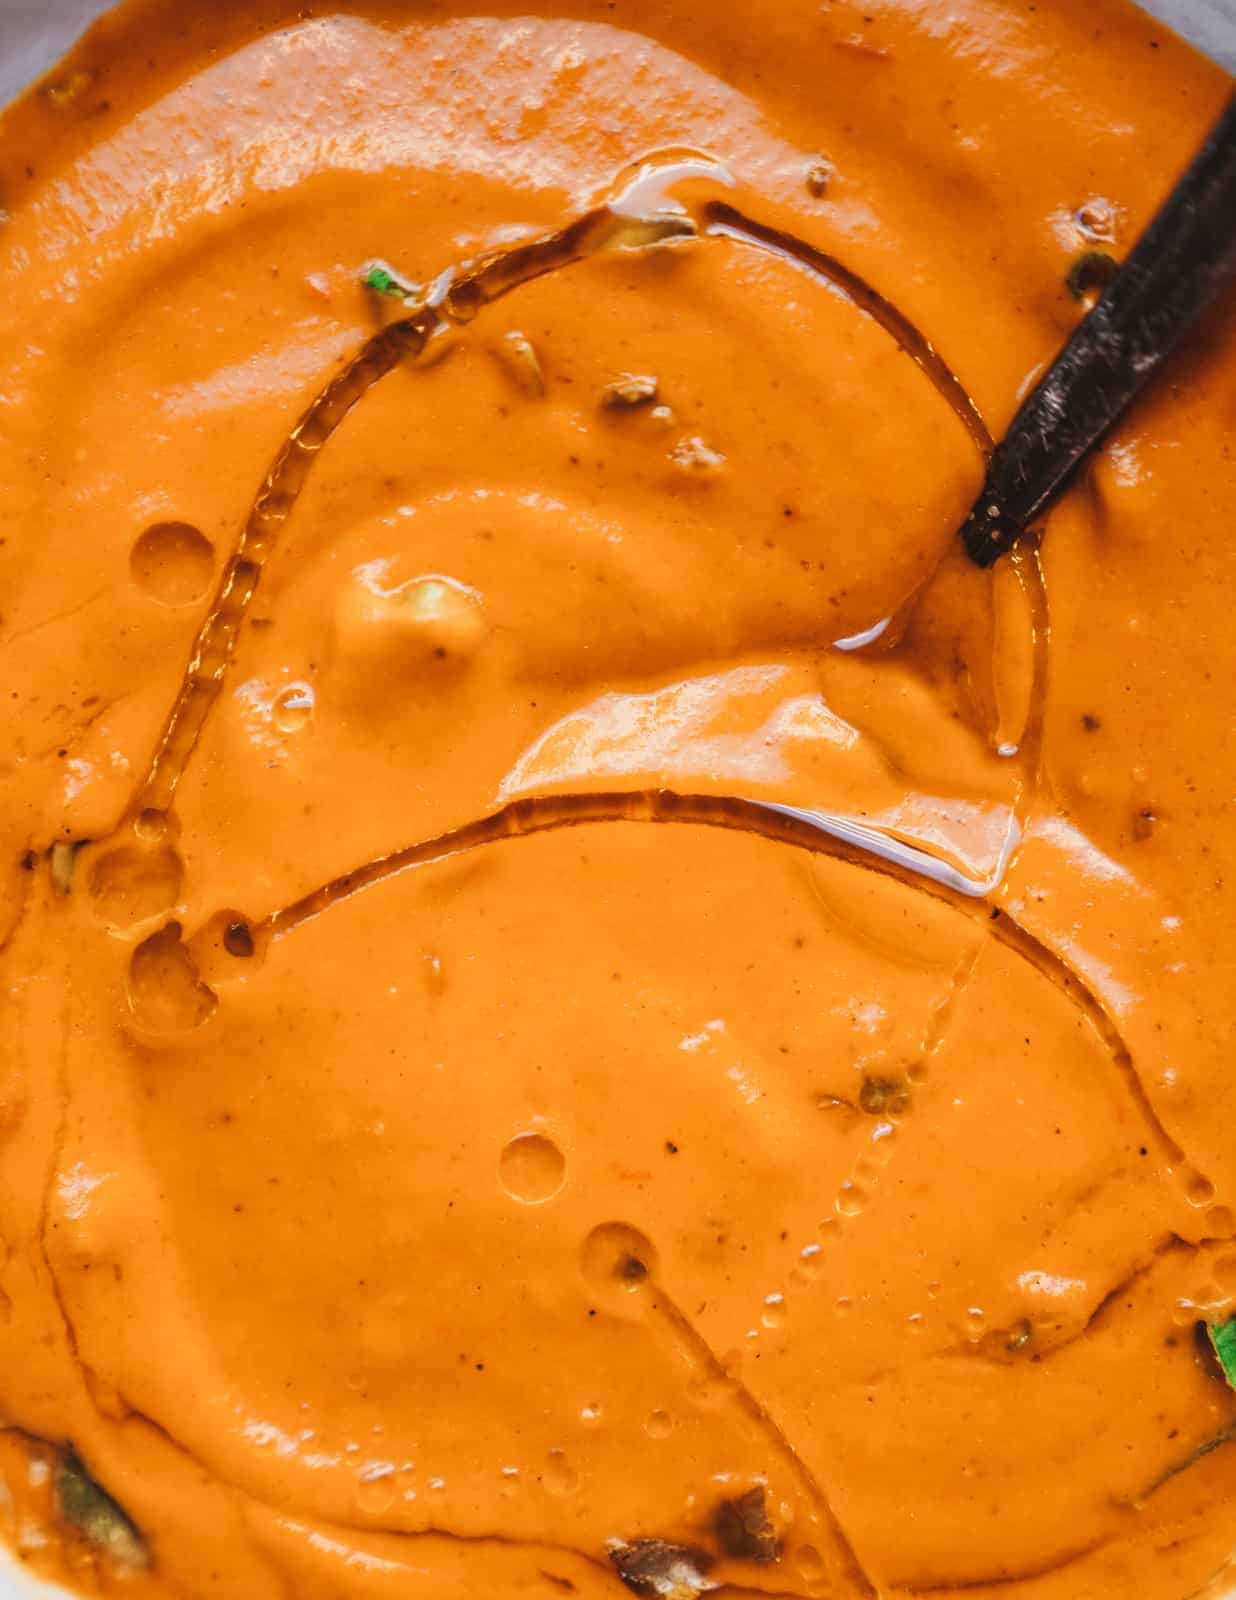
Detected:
left=645, top=1409, right=674, bottom=1439
left=543, top=1448, right=579, bottom=1497
left=761, top=1292, right=786, bottom=1331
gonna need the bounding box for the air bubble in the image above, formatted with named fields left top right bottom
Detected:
left=130, top=522, right=215, bottom=607
left=272, top=682, right=314, bottom=734
left=1207, top=1206, right=1236, bottom=1238
left=761, top=1293, right=786, bottom=1331
left=795, top=1544, right=825, bottom=1582
left=835, top=1181, right=866, bottom=1218
left=88, top=844, right=183, bottom=933
left=355, top=1464, right=397, bottom=1515
left=126, top=924, right=218, bottom=1036
left=1185, top=1171, right=1217, bottom=1208
left=499, top=1133, right=566, bottom=1204
left=581, top=1222, right=658, bottom=1295
left=543, top=1448, right=578, bottom=1497
left=645, top=1410, right=674, bottom=1439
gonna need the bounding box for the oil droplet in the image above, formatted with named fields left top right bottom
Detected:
left=834, top=1296, right=852, bottom=1318
left=499, top=1465, right=521, bottom=1499
left=273, top=682, right=314, bottom=734
left=965, top=1307, right=986, bottom=1337
left=130, top=522, right=215, bottom=606
left=645, top=1410, right=674, bottom=1439
left=355, top=1465, right=397, bottom=1515
left=581, top=1222, right=658, bottom=1293
left=543, top=1449, right=578, bottom=1497
left=761, top=1293, right=786, bottom=1331
left=499, top=1133, right=566, bottom=1204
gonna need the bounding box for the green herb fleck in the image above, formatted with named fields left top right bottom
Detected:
left=56, top=1451, right=147, bottom=1569
left=362, top=260, right=420, bottom=301
left=1207, top=1318, right=1236, bottom=1389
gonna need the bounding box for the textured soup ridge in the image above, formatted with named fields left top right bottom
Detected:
left=0, top=1, right=1235, bottom=1597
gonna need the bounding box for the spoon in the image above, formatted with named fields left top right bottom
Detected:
left=960, top=91, right=1236, bottom=568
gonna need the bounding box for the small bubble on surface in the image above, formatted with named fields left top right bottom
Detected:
left=273, top=682, right=315, bottom=734
left=645, top=1409, right=674, bottom=1439
left=761, top=1293, right=786, bottom=1331
left=355, top=1464, right=397, bottom=1514
left=581, top=1221, right=658, bottom=1294
left=130, top=522, right=215, bottom=606
left=543, top=1448, right=578, bottom=1497
left=499, top=1133, right=566, bottom=1204
left=88, top=845, right=183, bottom=933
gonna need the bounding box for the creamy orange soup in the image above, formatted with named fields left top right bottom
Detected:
left=0, top=2, right=1235, bottom=1596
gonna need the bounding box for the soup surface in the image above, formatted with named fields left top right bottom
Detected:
left=0, top=2, right=1235, bottom=1596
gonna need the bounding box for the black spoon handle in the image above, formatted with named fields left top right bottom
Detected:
left=961, top=91, right=1236, bottom=569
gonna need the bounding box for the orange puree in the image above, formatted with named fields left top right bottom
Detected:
left=1, top=2, right=1235, bottom=1596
